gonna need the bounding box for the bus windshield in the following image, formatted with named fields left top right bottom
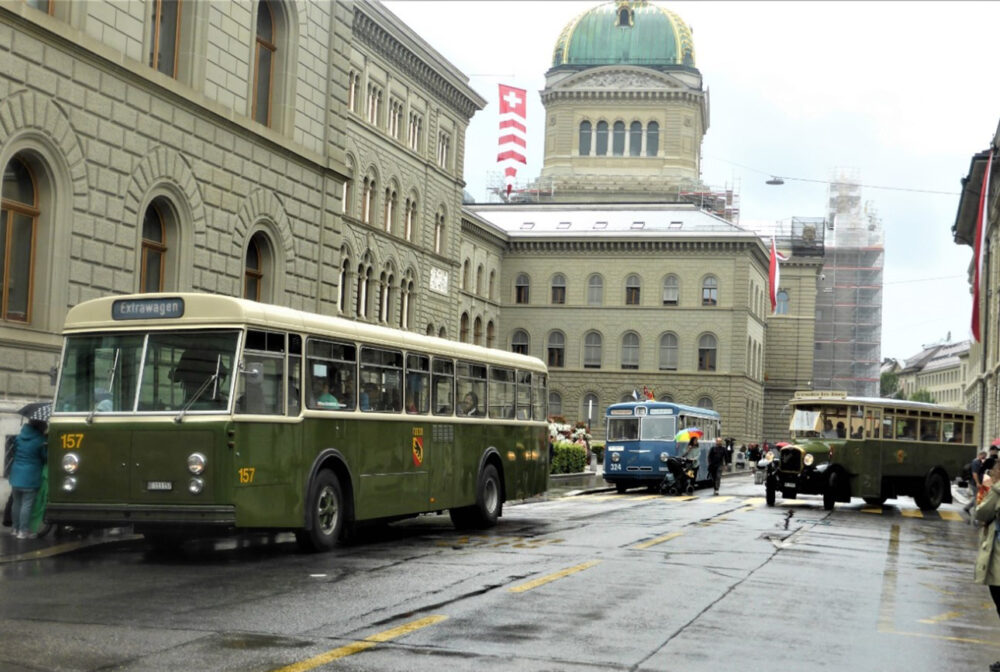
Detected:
left=641, top=415, right=676, bottom=441
left=56, top=330, right=239, bottom=414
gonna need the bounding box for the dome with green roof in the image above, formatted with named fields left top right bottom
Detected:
left=551, top=1, right=696, bottom=69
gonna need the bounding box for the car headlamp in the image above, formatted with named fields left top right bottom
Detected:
left=803, top=453, right=815, bottom=467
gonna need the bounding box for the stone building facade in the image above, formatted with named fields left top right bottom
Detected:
left=0, top=0, right=480, bottom=426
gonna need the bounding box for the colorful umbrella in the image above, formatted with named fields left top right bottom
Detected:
left=675, top=427, right=703, bottom=443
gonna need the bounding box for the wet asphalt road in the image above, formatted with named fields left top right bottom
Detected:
left=1, top=473, right=997, bottom=672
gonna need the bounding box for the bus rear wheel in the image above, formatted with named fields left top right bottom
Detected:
left=297, top=470, right=343, bottom=553
left=450, top=464, right=501, bottom=529
left=915, top=472, right=946, bottom=511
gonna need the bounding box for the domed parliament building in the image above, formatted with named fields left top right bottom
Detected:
left=0, top=0, right=818, bottom=446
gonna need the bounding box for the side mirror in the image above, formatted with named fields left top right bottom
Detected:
left=241, top=362, right=263, bottom=385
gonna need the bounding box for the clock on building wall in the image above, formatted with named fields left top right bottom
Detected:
left=429, top=267, right=450, bottom=295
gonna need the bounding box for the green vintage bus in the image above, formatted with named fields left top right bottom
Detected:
left=46, top=294, right=549, bottom=551
left=763, top=391, right=977, bottom=511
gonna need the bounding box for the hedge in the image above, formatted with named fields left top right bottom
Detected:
left=550, top=440, right=588, bottom=474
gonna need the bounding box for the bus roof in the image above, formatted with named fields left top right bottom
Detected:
left=605, top=400, right=721, bottom=418
left=62, top=293, right=547, bottom=373
left=790, top=393, right=976, bottom=416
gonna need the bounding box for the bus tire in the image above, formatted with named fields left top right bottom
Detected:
left=765, top=481, right=776, bottom=506
left=823, top=471, right=838, bottom=511
left=297, top=469, right=343, bottom=553
left=615, top=482, right=628, bottom=494
left=915, top=471, right=946, bottom=511
left=450, top=464, right=501, bottom=530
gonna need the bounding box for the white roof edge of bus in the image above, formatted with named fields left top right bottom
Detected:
left=790, top=394, right=976, bottom=414
left=62, top=293, right=546, bottom=372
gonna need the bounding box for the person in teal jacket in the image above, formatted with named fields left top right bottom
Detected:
left=9, top=419, right=47, bottom=540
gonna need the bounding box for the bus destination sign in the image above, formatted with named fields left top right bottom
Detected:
left=112, top=298, right=185, bottom=320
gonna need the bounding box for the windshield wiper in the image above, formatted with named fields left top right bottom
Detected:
left=86, top=348, right=120, bottom=424
left=174, top=355, right=224, bottom=423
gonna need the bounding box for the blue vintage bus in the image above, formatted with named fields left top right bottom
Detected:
left=603, top=401, right=723, bottom=493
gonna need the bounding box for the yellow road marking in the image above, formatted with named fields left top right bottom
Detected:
left=509, top=560, right=601, bottom=593
left=744, top=497, right=766, bottom=506
left=632, top=531, right=683, bottom=550
left=0, top=534, right=144, bottom=564
left=938, top=510, right=963, bottom=522
left=918, top=611, right=962, bottom=625
left=706, top=496, right=733, bottom=502
left=270, top=615, right=447, bottom=672
left=662, top=495, right=697, bottom=501
left=631, top=494, right=661, bottom=501
left=901, top=509, right=924, bottom=519
left=885, top=629, right=1000, bottom=648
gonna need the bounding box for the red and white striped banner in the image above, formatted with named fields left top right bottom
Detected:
left=769, top=236, right=788, bottom=314
left=497, top=84, right=526, bottom=196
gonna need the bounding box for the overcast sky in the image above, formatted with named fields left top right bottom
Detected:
left=384, top=1, right=1000, bottom=362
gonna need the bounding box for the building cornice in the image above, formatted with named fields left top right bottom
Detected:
left=352, top=5, right=486, bottom=120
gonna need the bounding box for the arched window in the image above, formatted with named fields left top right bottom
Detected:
left=584, top=331, right=602, bottom=368
left=361, top=173, right=376, bottom=224
left=612, top=121, right=625, bottom=156
left=659, top=333, right=678, bottom=371
left=383, top=186, right=397, bottom=233
left=244, top=232, right=268, bottom=301
left=702, top=275, right=718, bottom=306
left=355, top=259, right=372, bottom=318
left=515, top=273, right=530, bottom=304
left=438, top=326, right=447, bottom=339
left=621, top=332, right=639, bottom=370
left=399, top=274, right=414, bottom=329
left=587, top=274, right=603, bottom=305
left=512, top=329, right=529, bottom=355
left=486, top=321, right=495, bottom=348
left=625, top=274, right=641, bottom=305
left=629, top=121, right=642, bottom=156
left=646, top=121, right=659, bottom=157
left=579, top=121, right=592, bottom=156
left=434, top=210, right=445, bottom=254
left=473, top=316, right=483, bottom=345
left=404, top=194, right=417, bottom=241
left=548, top=391, right=562, bottom=417
left=462, top=259, right=470, bottom=290
left=140, top=198, right=169, bottom=293
left=697, top=396, right=714, bottom=410
left=617, top=7, right=631, bottom=26
left=378, top=268, right=394, bottom=323
left=551, top=273, right=566, bottom=304
left=0, top=156, right=37, bottom=322
left=337, top=253, right=350, bottom=314
left=662, top=274, right=679, bottom=306
left=460, top=312, right=469, bottom=342
left=659, top=393, right=674, bottom=403
left=488, top=270, right=496, bottom=300
left=476, top=265, right=484, bottom=295
left=547, top=331, right=565, bottom=368
left=698, top=333, right=718, bottom=371
left=776, top=290, right=789, bottom=315
left=595, top=121, right=608, bottom=156
left=252, top=1, right=277, bottom=126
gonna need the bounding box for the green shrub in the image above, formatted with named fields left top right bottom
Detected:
left=550, top=440, right=587, bottom=474
left=590, top=442, right=605, bottom=463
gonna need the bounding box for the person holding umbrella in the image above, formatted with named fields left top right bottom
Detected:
left=9, top=402, right=49, bottom=540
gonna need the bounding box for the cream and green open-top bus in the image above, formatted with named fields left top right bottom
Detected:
left=47, top=293, right=549, bottom=551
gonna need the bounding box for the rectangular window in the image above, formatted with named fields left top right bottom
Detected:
left=457, top=361, right=487, bottom=416
left=305, top=339, right=357, bottom=410
left=488, top=367, right=515, bottom=418
left=237, top=330, right=286, bottom=415
left=551, top=286, right=565, bottom=304
left=516, top=370, right=532, bottom=420
left=359, top=347, right=403, bottom=412
left=405, top=353, right=430, bottom=414
left=149, top=0, right=181, bottom=78
left=531, top=372, right=547, bottom=421
left=432, top=358, right=454, bottom=415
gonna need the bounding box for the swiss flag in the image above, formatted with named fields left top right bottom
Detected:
left=498, top=85, right=526, bottom=118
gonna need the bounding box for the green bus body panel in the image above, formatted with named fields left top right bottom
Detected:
left=49, top=417, right=547, bottom=530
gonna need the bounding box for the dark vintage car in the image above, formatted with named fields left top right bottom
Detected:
left=762, top=440, right=842, bottom=510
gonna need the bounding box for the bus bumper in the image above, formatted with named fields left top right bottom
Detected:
left=46, top=503, right=237, bottom=527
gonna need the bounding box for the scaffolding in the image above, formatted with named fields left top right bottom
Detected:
left=812, top=169, right=884, bottom=397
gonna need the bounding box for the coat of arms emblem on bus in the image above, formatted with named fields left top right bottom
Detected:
left=412, top=435, right=424, bottom=467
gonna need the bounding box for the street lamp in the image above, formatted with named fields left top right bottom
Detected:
left=766, top=176, right=785, bottom=186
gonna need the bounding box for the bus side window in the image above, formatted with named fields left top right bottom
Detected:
left=432, top=358, right=454, bottom=415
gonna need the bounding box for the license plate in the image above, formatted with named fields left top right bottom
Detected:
left=147, top=480, right=173, bottom=491
left=784, top=482, right=796, bottom=488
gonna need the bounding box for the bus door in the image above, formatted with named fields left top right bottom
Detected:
left=840, top=404, right=880, bottom=498
left=230, top=331, right=302, bottom=528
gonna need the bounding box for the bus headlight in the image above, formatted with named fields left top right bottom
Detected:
left=660, top=452, right=670, bottom=462
left=62, top=452, right=80, bottom=474
left=62, top=476, right=77, bottom=492
left=188, top=477, right=204, bottom=494
left=803, top=453, right=815, bottom=466
left=187, top=452, right=206, bottom=475
left=611, top=452, right=620, bottom=463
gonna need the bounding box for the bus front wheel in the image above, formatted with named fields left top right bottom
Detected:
left=297, top=470, right=344, bottom=553
left=450, top=464, right=501, bottom=529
